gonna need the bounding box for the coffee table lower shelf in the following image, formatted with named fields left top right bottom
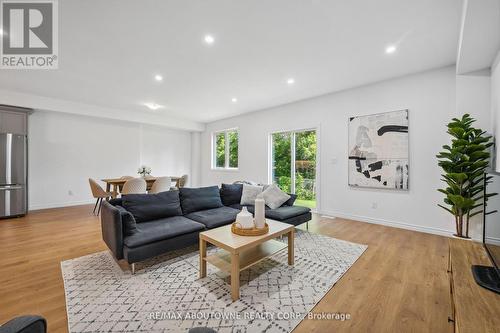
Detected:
left=199, top=219, right=295, bottom=301
left=204, top=240, right=287, bottom=273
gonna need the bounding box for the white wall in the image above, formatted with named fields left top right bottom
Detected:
left=492, top=51, right=500, bottom=170
left=455, top=71, right=492, bottom=239
left=456, top=71, right=492, bottom=132
left=200, top=66, right=492, bottom=237
left=190, top=132, right=202, bottom=187
left=28, top=111, right=191, bottom=210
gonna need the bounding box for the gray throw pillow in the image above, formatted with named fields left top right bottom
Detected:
left=116, top=205, right=138, bottom=236
left=261, top=184, right=291, bottom=209
left=240, top=184, right=263, bottom=205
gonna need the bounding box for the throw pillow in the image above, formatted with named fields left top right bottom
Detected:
left=122, top=191, right=182, bottom=222
left=220, top=183, right=243, bottom=206
left=284, top=193, right=297, bottom=206
left=116, top=205, right=138, bottom=236
left=240, top=184, right=264, bottom=205
left=261, top=184, right=291, bottom=209
left=179, top=186, right=223, bottom=214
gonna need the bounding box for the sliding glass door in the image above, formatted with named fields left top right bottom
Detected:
left=271, top=129, right=317, bottom=209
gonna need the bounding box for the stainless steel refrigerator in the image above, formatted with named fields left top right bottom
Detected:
left=0, top=133, right=27, bottom=218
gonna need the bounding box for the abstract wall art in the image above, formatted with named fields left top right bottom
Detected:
left=348, top=110, right=409, bottom=190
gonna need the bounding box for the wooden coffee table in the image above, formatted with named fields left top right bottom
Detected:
left=199, top=219, right=295, bottom=301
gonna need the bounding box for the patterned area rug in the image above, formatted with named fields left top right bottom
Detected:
left=61, top=229, right=367, bottom=332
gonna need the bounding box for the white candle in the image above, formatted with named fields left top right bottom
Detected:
left=254, top=195, right=266, bottom=229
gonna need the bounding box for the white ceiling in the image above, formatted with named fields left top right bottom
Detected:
left=0, top=0, right=462, bottom=124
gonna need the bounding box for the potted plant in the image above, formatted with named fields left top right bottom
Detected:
left=137, top=165, right=152, bottom=178
left=436, top=114, right=494, bottom=238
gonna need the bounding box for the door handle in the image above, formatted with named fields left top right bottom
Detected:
left=0, top=186, right=22, bottom=190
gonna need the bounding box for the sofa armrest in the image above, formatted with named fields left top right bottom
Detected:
left=100, top=201, right=124, bottom=260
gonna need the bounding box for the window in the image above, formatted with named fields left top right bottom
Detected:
left=271, top=129, right=317, bottom=209
left=213, top=129, right=238, bottom=169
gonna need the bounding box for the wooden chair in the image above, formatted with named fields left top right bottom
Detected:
left=122, top=178, right=147, bottom=195
left=88, top=178, right=112, bottom=215
left=149, top=177, right=172, bottom=194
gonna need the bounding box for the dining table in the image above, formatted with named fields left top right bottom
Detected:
left=101, top=176, right=182, bottom=198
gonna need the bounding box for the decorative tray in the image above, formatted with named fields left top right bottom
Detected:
left=231, top=222, right=269, bottom=236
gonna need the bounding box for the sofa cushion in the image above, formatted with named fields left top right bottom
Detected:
left=263, top=206, right=311, bottom=221
left=185, top=206, right=240, bottom=229
left=123, top=216, right=205, bottom=248
left=109, top=197, right=123, bottom=207
left=227, top=203, right=244, bottom=210
left=284, top=194, right=297, bottom=206
left=220, top=183, right=243, bottom=206
left=261, top=184, right=291, bottom=209
left=180, top=186, right=223, bottom=214
left=122, top=191, right=182, bottom=223
left=240, top=184, right=263, bottom=205
left=116, top=205, right=138, bottom=236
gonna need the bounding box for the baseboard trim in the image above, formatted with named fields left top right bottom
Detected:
left=319, top=209, right=454, bottom=238
left=486, top=236, right=500, bottom=246
left=29, top=199, right=95, bottom=211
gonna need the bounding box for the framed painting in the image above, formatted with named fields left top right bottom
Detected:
left=348, top=110, right=409, bottom=190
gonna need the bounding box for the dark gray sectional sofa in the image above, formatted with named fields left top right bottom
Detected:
left=101, top=184, right=311, bottom=270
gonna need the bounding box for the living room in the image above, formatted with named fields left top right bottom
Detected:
left=1, top=1, right=500, bottom=332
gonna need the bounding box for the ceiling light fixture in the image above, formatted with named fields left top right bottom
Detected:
left=154, top=74, right=163, bottom=82
left=287, top=78, right=295, bottom=85
left=204, top=34, right=215, bottom=45
left=231, top=97, right=238, bottom=103
left=0, top=29, right=3, bottom=36
left=144, top=102, right=164, bottom=111
left=385, top=45, right=397, bottom=54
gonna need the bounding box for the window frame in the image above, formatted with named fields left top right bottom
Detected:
left=212, top=128, right=239, bottom=170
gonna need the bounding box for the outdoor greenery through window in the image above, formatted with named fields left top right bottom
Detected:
left=271, top=130, right=317, bottom=208
left=214, top=129, right=238, bottom=169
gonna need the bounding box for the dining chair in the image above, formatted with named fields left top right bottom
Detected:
left=118, top=176, right=134, bottom=191
left=178, top=174, right=188, bottom=188
left=122, top=178, right=147, bottom=195
left=149, top=177, right=172, bottom=194
left=88, top=178, right=112, bottom=215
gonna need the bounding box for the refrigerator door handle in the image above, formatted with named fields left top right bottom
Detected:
left=0, top=185, right=23, bottom=190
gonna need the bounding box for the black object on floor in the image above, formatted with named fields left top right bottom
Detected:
left=0, top=315, right=47, bottom=333
left=472, top=265, right=500, bottom=294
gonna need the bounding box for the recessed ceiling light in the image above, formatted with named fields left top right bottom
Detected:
left=231, top=97, right=238, bottom=103
left=385, top=45, right=397, bottom=54
left=287, top=78, right=295, bottom=85
left=204, top=34, right=215, bottom=45
left=144, top=102, right=164, bottom=110
left=154, top=74, right=163, bottom=82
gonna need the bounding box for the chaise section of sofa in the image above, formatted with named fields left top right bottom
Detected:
left=220, top=183, right=312, bottom=226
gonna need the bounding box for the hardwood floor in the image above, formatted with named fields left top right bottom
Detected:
left=295, top=217, right=452, bottom=333
left=0, top=205, right=452, bottom=332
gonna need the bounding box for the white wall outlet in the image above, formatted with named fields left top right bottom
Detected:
left=68, top=190, right=74, bottom=196
left=371, top=202, right=378, bottom=209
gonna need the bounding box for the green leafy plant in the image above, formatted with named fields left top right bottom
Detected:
left=436, top=114, right=494, bottom=238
